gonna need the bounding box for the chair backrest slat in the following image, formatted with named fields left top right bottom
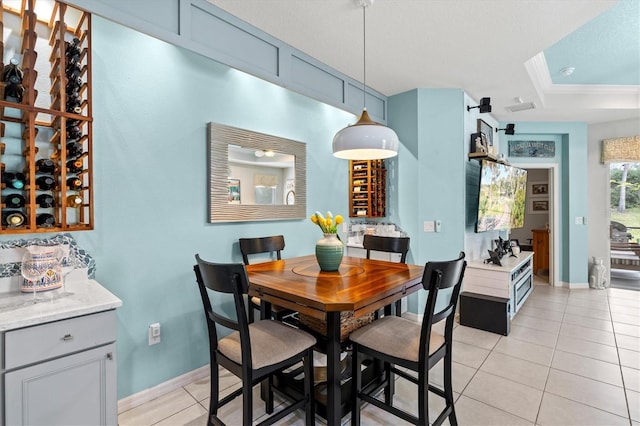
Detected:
left=418, top=252, right=467, bottom=362
left=362, top=235, right=410, bottom=263
left=239, top=235, right=285, bottom=265
left=194, top=255, right=252, bottom=356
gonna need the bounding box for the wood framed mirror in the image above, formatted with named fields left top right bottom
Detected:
left=207, top=122, right=306, bottom=222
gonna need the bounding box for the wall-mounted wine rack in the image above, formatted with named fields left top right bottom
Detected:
left=0, top=0, right=93, bottom=234
left=349, top=160, right=386, bottom=218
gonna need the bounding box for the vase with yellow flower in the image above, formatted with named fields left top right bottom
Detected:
left=311, top=211, right=344, bottom=272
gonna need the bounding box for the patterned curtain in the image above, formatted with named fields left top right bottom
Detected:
left=601, top=135, right=640, bottom=163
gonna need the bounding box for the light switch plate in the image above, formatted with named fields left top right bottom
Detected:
left=424, top=221, right=435, bottom=232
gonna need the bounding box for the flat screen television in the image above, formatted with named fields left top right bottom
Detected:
left=476, top=159, right=527, bottom=232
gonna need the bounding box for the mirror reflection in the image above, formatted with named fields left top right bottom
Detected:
left=208, top=122, right=306, bottom=223
left=227, top=145, right=295, bottom=205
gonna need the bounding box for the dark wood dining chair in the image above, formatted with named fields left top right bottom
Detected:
left=362, top=234, right=410, bottom=316
left=239, top=235, right=294, bottom=322
left=194, top=254, right=316, bottom=426
left=350, top=252, right=467, bottom=426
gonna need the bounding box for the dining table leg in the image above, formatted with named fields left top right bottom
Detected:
left=326, top=311, right=342, bottom=425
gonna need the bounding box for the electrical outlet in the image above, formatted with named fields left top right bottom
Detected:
left=148, top=323, right=161, bottom=345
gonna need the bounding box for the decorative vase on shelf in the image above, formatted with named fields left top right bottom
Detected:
left=315, top=233, right=343, bottom=272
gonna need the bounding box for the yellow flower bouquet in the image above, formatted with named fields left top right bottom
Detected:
left=311, top=211, right=344, bottom=271
left=310, top=211, right=343, bottom=235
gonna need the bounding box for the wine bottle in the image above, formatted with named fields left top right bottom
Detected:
left=66, top=76, right=82, bottom=92
left=67, top=89, right=80, bottom=102
left=36, top=175, right=56, bottom=190
left=3, top=193, right=25, bottom=208
left=66, top=193, right=83, bottom=208
left=4, top=81, right=24, bottom=102
left=3, top=211, right=26, bottom=227
left=2, top=172, right=25, bottom=189
left=66, top=118, right=81, bottom=127
left=67, top=177, right=82, bottom=189
left=66, top=98, right=82, bottom=114
left=67, top=125, right=82, bottom=139
left=36, top=213, right=55, bottom=227
left=35, top=158, right=56, bottom=174
left=66, top=141, right=83, bottom=158
left=66, top=159, right=83, bottom=174
left=65, top=38, right=81, bottom=58
left=67, top=105, right=82, bottom=114
left=3, top=58, right=23, bottom=83
left=36, top=193, right=55, bottom=208
left=65, top=59, right=82, bottom=78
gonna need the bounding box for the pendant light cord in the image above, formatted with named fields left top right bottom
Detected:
left=362, top=2, right=367, bottom=109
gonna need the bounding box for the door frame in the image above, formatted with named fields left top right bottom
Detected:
left=516, top=163, right=559, bottom=287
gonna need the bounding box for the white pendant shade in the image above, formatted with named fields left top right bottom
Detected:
left=332, top=109, right=399, bottom=160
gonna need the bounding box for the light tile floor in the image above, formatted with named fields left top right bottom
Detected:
left=118, top=281, right=640, bottom=425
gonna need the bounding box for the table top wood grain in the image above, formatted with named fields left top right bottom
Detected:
left=247, top=255, right=424, bottom=320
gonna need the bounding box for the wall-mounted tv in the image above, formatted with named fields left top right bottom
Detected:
left=476, top=159, right=527, bottom=232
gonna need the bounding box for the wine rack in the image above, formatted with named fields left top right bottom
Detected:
left=349, top=159, right=386, bottom=218
left=0, top=0, right=93, bottom=234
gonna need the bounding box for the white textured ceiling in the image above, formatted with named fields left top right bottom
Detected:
left=208, top=0, right=639, bottom=124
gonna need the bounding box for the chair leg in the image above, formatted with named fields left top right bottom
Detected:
left=383, top=361, right=395, bottom=405
left=209, top=362, right=219, bottom=416
left=444, top=350, right=458, bottom=426
left=265, top=374, right=274, bottom=414
left=351, top=345, right=361, bottom=426
left=304, top=348, right=315, bottom=426
left=418, top=369, right=429, bottom=426
left=242, top=376, right=253, bottom=426
left=395, top=299, right=402, bottom=317
left=248, top=302, right=255, bottom=323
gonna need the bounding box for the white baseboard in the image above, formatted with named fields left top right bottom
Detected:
left=568, top=282, right=589, bottom=290
left=402, top=311, right=420, bottom=323
left=117, top=365, right=210, bottom=413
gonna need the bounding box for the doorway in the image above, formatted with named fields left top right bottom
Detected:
left=510, top=163, right=559, bottom=286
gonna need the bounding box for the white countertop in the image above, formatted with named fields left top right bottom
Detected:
left=467, top=251, right=534, bottom=272
left=0, top=278, right=122, bottom=331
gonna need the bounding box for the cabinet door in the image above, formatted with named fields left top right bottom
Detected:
left=5, top=343, right=116, bottom=426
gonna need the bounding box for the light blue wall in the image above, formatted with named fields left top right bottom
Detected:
left=0, top=17, right=356, bottom=399
left=388, top=89, right=466, bottom=314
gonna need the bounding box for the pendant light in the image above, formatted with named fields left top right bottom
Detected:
left=332, top=0, right=399, bottom=160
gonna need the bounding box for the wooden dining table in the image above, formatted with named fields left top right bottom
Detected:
left=246, top=254, right=425, bottom=425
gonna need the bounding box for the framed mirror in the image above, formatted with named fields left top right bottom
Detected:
left=208, top=122, right=306, bottom=222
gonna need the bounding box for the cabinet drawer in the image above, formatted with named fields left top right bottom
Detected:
left=5, top=310, right=116, bottom=370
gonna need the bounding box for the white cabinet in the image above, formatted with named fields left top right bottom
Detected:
left=464, top=252, right=534, bottom=318
left=1, top=309, right=118, bottom=425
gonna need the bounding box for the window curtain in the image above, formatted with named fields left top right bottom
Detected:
left=601, top=135, right=640, bottom=163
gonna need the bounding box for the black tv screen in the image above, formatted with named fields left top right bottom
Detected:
left=476, top=160, right=527, bottom=232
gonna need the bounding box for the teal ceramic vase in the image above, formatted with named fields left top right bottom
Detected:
left=315, top=233, right=343, bottom=272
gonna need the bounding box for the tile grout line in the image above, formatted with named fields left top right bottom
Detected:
left=606, top=289, right=634, bottom=423
left=533, top=285, right=567, bottom=426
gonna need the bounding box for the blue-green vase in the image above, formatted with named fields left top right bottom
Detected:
left=315, top=233, right=344, bottom=272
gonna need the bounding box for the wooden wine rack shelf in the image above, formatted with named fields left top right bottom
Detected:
left=0, top=0, right=93, bottom=234
left=349, top=159, right=386, bottom=218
